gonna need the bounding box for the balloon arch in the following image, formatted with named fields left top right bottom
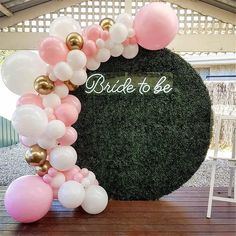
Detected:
left=2, top=3, right=178, bottom=223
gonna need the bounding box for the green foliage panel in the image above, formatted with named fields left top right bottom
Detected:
left=73, top=47, right=211, bottom=200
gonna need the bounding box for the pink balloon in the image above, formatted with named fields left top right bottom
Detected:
left=134, top=3, right=178, bottom=50
left=39, top=36, right=69, bottom=65
left=58, top=126, right=78, bottom=146
left=84, top=25, right=102, bottom=42
left=54, top=103, right=78, bottom=126
left=4, top=175, right=53, bottom=223
left=82, top=40, right=98, bottom=57
left=101, top=31, right=110, bottom=41
left=130, top=36, right=137, bottom=44
left=123, top=39, right=130, bottom=46
left=61, top=95, right=81, bottom=113
left=63, top=165, right=81, bottom=181
left=17, top=94, right=43, bottom=108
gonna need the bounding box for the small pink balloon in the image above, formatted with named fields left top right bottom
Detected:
left=54, top=103, right=78, bottom=127
left=123, top=38, right=130, bottom=46
left=39, top=36, right=69, bottom=65
left=81, top=168, right=89, bottom=177
left=84, top=25, right=102, bottom=42
left=129, top=36, right=137, bottom=44
left=48, top=114, right=56, bottom=121
left=43, top=174, right=52, bottom=184
left=48, top=168, right=58, bottom=177
left=134, top=3, right=178, bottom=50
left=17, top=94, right=43, bottom=108
left=61, top=95, right=81, bottom=113
left=4, top=175, right=53, bottom=223
left=82, top=40, right=98, bottom=57
left=58, top=126, right=78, bottom=146
left=101, top=31, right=110, bottom=41
left=63, top=166, right=80, bottom=181
left=73, top=172, right=84, bottom=182
left=53, top=188, right=59, bottom=200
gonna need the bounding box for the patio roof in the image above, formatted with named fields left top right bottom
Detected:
left=0, top=0, right=235, bottom=52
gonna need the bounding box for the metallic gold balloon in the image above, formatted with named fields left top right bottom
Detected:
left=99, top=18, right=115, bottom=31
left=34, top=75, right=54, bottom=95
left=25, top=145, right=47, bottom=166
left=64, top=80, right=78, bottom=91
left=66, top=32, right=84, bottom=50
left=36, top=160, right=51, bottom=177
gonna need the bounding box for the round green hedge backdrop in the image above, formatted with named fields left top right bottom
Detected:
left=73, top=47, right=211, bottom=200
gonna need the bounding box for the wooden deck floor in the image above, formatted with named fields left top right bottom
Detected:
left=0, top=186, right=236, bottom=236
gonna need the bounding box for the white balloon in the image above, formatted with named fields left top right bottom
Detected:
left=81, top=185, right=108, bottom=214
left=81, top=178, right=91, bottom=188
left=96, top=39, right=105, bottom=48
left=48, top=72, right=58, bottom=82
left=46, top=120, right=66, bottom=139
left=12, top=105, right=48, bottom=138
left=50, top=172, right=66, bottom=189
left=95, top=48, right=111, bottom=63
left=58, top=181, right=85, bottom=209
left=53, top=62, right=73, bottom=81
left=1, top=51, right=47, bottom=95
left=116, top=13, right=133, bottom=28
left=38, top=136, right=57, bottom=149
left=87, top=171, right=96, bottom=183
left=122, top=44, right=139, bottom=59
left=104, top=39, right=114, bottom=50
left=110, top=44, right=124, bottom=57
left=42, top=94, right=61, bottom=108
left=110, top=23, right=128, bottom=44
left=71, top=69, right=87, bottom=86
left=86, top=58, right=100, bottom=71
left=54, top=84, right=69, bottom=98
left=50, top=146, right=77, bottom=171
left=49, top=16, right=81, bottom=40
left=67, top=50, right=87, bottom=70
left=20, top=136, right=37, bottom=146
left=128, top=28, right=135, bottom=37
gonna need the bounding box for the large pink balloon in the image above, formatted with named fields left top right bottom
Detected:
left=84, top=25, right=102, bottom=42
left=54, top=103, right=78, bottom=126
left=134, top=3, right=178, bottom=50
left=82, top=40, right=97, bottom=57
left=17, top=93, right=43, bottom=108
left=4, top=175, right=53, bottom=223
left=58, top=126, right=78, bottom=146
left=61, top=95, right=81, bottom=113
left=39, top=36, right=69, bottom=65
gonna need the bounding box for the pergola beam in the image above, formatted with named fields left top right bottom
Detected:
left=168, top=0, right=236, bottom=25
left=0, top=3, right=13, bottom=17
left=0, top=33, right=235, bottom=52
left=0, top=0, right=84, bottom=29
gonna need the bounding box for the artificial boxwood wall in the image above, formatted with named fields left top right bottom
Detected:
left=73, top=47, right=211, bottom=200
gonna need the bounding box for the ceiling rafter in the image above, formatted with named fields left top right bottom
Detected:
left=0, top=0, right=84, bottom=29
left=0, top=3, right=13, bottom=17
left=168, top=0, right=236, bottom=25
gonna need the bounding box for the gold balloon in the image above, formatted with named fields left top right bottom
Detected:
left=64, top=80, right=78, bottom=91
left=25, top=144, right=47, bottom=166
left=99, top=18, right=115, bottom=31
left=34, top=75, right=54, bottom=95
left=36, top=160, right=51, bottom=177
left=66, top=32, right=84, bottom=50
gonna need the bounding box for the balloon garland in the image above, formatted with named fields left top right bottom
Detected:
left=2, top=3, right=178, bottom=223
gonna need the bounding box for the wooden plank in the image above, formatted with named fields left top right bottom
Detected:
left=0, top=33, right=235, bottom=52
left=0, top=0, right=84, bottom=29
left=0, top=186, right=235, bottom=234
left=0, top=223, right=236, bottom=232
left=0, top=4, right=13, bottom=17
left=169, top=0, right=236, bottom=25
